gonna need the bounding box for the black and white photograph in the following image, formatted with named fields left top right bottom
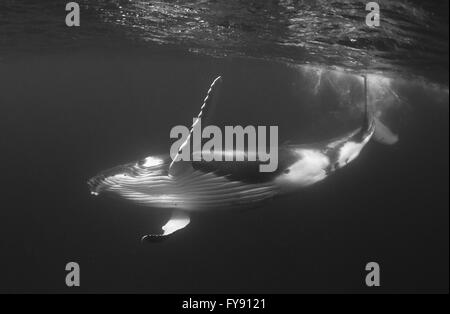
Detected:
left=0, top=0, right=448, bottom=298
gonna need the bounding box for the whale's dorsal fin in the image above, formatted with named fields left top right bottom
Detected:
left=169, top=76, right=223, bottom=176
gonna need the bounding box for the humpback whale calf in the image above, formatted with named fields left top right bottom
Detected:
left=88, top=75, right=376, bottom=241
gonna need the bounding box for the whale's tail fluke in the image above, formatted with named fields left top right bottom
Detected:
left=373, top=116, right=399, bottom=145
left=357, top=75, right=376, bottom=142
left=363, top=75, right=400, bottom=145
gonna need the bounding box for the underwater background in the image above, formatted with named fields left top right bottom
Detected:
left=0, top=0, right=448, bottom=293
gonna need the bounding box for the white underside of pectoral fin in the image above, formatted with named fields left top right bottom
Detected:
left=162, top=211, right=190, bottom=236
left=141, top=210, right=191, bottom=242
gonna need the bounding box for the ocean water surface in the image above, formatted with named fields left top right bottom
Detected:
left=0, top=0, right=448, bottom=293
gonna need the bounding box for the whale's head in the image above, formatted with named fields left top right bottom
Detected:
left=87, top=155, right=170, bottom=197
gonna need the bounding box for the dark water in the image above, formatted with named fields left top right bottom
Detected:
left=0, top=0, right=448, bottom=293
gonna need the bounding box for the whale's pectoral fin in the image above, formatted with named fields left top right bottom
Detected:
left=160, top=211, right=190, bottom=236
left=169, top=76, right=223, bottom=177
left=141, top=210, right=190, bottom=243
